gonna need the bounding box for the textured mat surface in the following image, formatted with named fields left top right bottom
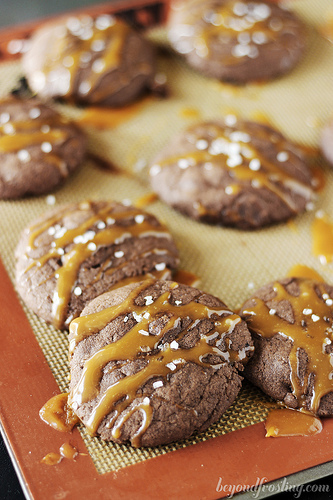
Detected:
left=0, top=0, right=333, bottom=473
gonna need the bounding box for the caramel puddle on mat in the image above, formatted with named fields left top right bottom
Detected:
left=41, top=443, right=78, bottom=466
left=77, top=97, right=154, bottom=129
left=287, top=264, right=324, bottom=282
left=311, top=211, right=333, bottom=264
left=179, top=107, right=201, bottom=120
left=265, top=408, right=322, bottom=438
left=135, top=192, right=158, bottom=208
left=173, top=269, right=200, bottom=287
left=318, top=10, right=333, bottom=43
left=39, top=393, right=79, bottom=433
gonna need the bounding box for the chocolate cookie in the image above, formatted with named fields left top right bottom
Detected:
left=68, top=279, right=254, bottom=447
left=149, top=118, right=315, bottom=229
left=15, top=201, right=179, bottom=330
left=168, top=0, right=306, bottom=83
left=22, top=14, right=156, bottom=106
left=0, top=97, right=85, bottom=199
left=240, top=277, right=333, bottom=416
left=320, top=118, right=333, bottom=167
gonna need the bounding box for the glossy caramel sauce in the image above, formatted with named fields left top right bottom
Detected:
left=242, top=279, right=333, bottom=414
left=287, top=265, right=324, bottom=283
left=172, top=1, right=293, bottom=66
left=311, top=212, right=333, bottom=264
left=77, top=97, right=152, bottom=129
left=179, top=107, right=201, bottom=120
left=319, top=12, right=333, bottom=44
left=39, top=393, right=79, bottom=432
left=134, top=193, right=158, bottom=208
left=38, top=16, right=133, bottom=101
left=173, top=269, right=200, bottom=287
left=0, top=110, right=72, bottom=175
left=68, top=279, right=252, bottom=444
left=41, top=443, right=78, bottom=466
left=150, top=119, right=314, bottom=215
left=24, top=201, right=177, bottom=329
left=265, top=408, right=322, bottom=437
left=40, top=452, right=62, bottom=465
left=60, top=442, right=78, bottom=460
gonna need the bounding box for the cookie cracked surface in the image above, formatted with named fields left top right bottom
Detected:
left=68, top=279, right=254, bottom=447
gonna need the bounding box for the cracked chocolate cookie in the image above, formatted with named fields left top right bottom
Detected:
left=22, top=14, right=156, bottom=106
left=0, top=97, right=85, bottom=199
left=68, top=279, right=254, bottom=447
left=15, top=201, right=179, bottom=330
left=168, top=0, right=306, bottom=83
left=149, top=117, right=315, bottom=229
left=240, top=277, right=333, bottom=416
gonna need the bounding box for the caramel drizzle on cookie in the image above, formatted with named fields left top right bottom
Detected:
left=176, top=1, right=296, bottom=65
left=242, top=279, right=333, bottom=414
left=151, top=121, right=313, bottom=213
left=0, top=113, right=72, bottom=175
left=24, top=202, right=176, bottom=329
left=39, top=16, right=145, bottom=101
left=68, top=280, right=250, bottom=445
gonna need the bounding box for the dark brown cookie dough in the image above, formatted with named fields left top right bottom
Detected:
left=240, top=277, right=333, bottom=416
left=22, top=14, right=156, bottom=106
left=15, top=201, right=179, bottom=330
left=320, top=117, right=333, bottom=167
left=0, top=97, right=85, bottom=199
left=168, top=0, right=306, bottom=83
left=149, top=118, right=315, bottom=229
left=68, top=279, right=254, bottom=447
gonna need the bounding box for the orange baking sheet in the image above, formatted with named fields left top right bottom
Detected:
left=0, top=0, right=333, bottom=498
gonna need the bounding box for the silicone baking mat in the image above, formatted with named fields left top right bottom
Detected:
left=0, top=0, right=333, bottom=498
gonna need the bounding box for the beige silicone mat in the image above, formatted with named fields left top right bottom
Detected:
left=1, top=0, right=333, bottom=474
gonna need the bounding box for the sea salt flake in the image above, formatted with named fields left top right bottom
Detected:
left=135, top=214, right=145, bottom=224
left=41, top=142, right=52, bottom=153
left=277, top=151, right=289, bottom=162
left=46, top=195, right=56, bottom=206
left=133, top=312, right=142, bottom=323
left=249, top=158, right=261, bottom=171
left=29, top=107, right=41, bottom=119
left=17, top=149, right=31, bottom=162
left=87, top=242, right=97, bottom=251
left=145, top=296, right=154, bottom=306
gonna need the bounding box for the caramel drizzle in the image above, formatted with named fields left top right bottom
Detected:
left=265, top=408, right=322, bottom=438
left=25, top=202, right=175, bottom=329
left=68, top=280, right=249, bottom=443
left=190, top=1, right=286, bottom=64
left=242, top=280, right=333, bottom=413
left=0, top=116, right=70, bottom=172
left=43, top=18, right=131, bottom=99
left=152, top=122, right=313, bottom=213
